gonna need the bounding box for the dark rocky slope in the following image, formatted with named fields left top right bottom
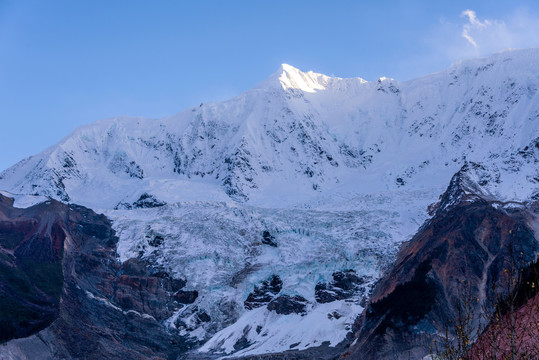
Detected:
left=0, top=193, right=198, bottom=359
left=0, top=195, right=64, bottom=342
left=341, top=169, right=538, bottom=360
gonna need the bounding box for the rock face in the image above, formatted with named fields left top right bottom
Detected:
left=0, top=195, right=64, bottom=342
left=267, top=295, right=309, bottom=315
left=244, top=275, right=283, bottom=310
left=341, top=172, right=539, bottom=360
left=0, top=193, right=198, bottom=359
left=261, top=230, right=278, bottom=247
left=315, top=270, right=366, bottom=304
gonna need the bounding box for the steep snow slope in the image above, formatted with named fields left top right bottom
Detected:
left=1, top=48, right=537, bottom=208
left=0, top=48, right=538, bottom=358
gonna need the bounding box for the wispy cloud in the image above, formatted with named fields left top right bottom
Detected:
left=427, top=8, right=539, bottom=62
left=460, top=9, right=489, bottom=48
left=395, top=8, right=539, bottom=80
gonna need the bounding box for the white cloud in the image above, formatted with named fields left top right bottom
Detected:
left=426, top=8, right=539, bottom=63
left=461, top=9, right=489, bottom=28
left=377, top=8, right=539, bottom=81
left=460, top=9, right=490, bottom=48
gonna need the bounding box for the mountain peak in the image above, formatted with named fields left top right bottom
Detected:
left=254, top=63, right=370, bottom=93
left=254, top=63, right=332, bottom=93
left=277, top=63, right=330, bottom=93
left=279, top=63, right=300, bottom=73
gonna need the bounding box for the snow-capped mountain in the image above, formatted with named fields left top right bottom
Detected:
left=0, top=48, right=538, bottom=359
left=1, top=48, right=537, bottom=209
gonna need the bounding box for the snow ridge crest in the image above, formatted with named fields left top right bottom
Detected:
left=277, top=64, right=330, bottom=92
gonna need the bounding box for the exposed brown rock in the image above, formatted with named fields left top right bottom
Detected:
left=341, top=170, right=538, bottom=360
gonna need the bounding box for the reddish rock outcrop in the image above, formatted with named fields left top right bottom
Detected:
left=0, top=196, right=66, bottom=342
left=469, top=259, right=539, bottom=359
left=341, top=169, right=538, bottom=360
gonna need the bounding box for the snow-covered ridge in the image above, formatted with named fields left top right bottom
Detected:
left=0, top=190, right=49, bottom=209
left=1, top=48, right=537, bottom=209
left=278, top=63, right=331, bottom=92
left=255, top=63, right=367, bottom=93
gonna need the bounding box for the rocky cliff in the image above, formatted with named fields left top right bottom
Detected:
left=341, top=168, right=538, bottom=359
left=0, top=193, right=200, bottom=359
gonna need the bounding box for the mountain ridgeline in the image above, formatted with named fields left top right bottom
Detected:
left=1, top=49, right=537, bottom=208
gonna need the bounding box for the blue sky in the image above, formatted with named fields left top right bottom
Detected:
left=1, top=0, right=538, bottom=172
